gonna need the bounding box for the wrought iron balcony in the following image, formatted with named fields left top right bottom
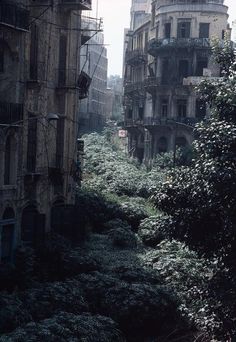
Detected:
left=0, top=102, right=23, bottom=125
left=124, top=81, right=145, bottom=97
left=59, top=0, right=92, bottom=11
left=125, top=49, right=147, bottom=66
left=0, top=2, right=29, bottom=31
left=148, top=38, right=211, bottom=56
left=143, top=117, right=199, bottom=128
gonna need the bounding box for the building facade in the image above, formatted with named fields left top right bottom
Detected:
left=0, top=0, right=91, bottom=263
left=123, top=0, right=229, bottom=164
left=78, top=18, right=108, bottom=136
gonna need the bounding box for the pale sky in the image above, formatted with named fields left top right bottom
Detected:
left=90, top=0, right=236, bottom=76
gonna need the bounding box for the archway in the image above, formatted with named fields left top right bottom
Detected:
left=1, top=208, right=15, bottom=262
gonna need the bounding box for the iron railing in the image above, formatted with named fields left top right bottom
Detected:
left=143, top=117, right=199, bottom=127
left=59, top=0, right=92, bottom=10
left=0, top=102, right=23, bottom=124
left=0, top=2, right=29, bottom=31
left=125, top=49, right=147, bottom=66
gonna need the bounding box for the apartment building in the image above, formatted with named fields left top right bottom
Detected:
left=78, top=18, right=108, bottom=136
left=123, top=0, right=229, bottom=164
left=0, top=0, right=91, bottom=263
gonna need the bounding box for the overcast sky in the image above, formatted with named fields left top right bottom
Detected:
left=91, top=0, right=236, bottom=76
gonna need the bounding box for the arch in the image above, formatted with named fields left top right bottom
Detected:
left=176, top=136, right=188, bottom=148
left=158, top=136, right=168, bottom=153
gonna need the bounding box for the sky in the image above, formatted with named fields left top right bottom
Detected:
left=90, top=0, right=236, bottom=77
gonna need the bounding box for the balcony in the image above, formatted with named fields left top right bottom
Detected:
left=56, top=68, right=79, bottom=90
left=148, top=38, right=211, bottom=56
left=125, top=49, right=147, bottom=66
left=143, top=117, right=199, bottom=128
left=0, top=2, right=29, bottom=31
left=0, top=102, right=23, bottom=125
left=144, top=77, right=161, bottom=94
left=124, top=81, right=145, bottom=97
left=59, top=0, right=92, bottom=11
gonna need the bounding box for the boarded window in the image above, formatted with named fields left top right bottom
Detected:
left=177, top=22, right=191, bottom=38
left=199, top=23, right=210, bottom=38
left=164, top=23, right=171, bottom=38
left=27, top=114, right=37, bottom=172
left=177, top=100, right=187, bottom=118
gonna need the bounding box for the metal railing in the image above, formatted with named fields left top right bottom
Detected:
left=148, top=38, right=211, bottom=55
left=59, top=0, right=92, bottom=10
left=125, top=49, right=147, bottom=65
left=143, top=117, right=199, bottom=127
left=0, top=2, right=29, bottom=31
left=0, top=102, right=24, bottom=124
left=124, top=81, right=145, bottom=95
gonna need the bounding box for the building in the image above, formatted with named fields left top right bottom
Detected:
left=78, top=18, right=108, bottom=136
left=0, top=0, right=91, bottom=263
left=232, top=20, right=236, bottom=42
left=105, top=75, right=123, bottom=121
left=123, top=0, right=229, bottom=164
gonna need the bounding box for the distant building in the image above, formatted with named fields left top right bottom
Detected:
left=78, top=19, right=108, bottom=136
left=232, top=20, right=236, bottom=42
left=0, top=0, right=91, bottom=262
left=104, top=75, right=123, bottom=121
left=123, top=0, right=229, bottom=164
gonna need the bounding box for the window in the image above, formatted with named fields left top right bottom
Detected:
left=27, top=115, right=37, bottom=172
left=179, top=60, right=189, bottom=79
left=1, top=208, right=15, bottom=263
left=196, top=99, right=206, bottom=120
left=56, top=117, right=64, bottom=169
left=161, top=99, right=168, bottom=118
left=199, top=23, right=210, bottom=38
left=127, top=109, right=132, bottom=119
left=196, top=58, right=208, bottom=76
left=58, top=35, right=67, bottom=86
left=161, top=59, right=169, bottom=85
left=222, top=30, right=225, bottom=40
left=138, top=107, right=144, bottom=120
left=0, top=48, right=4, bottom=73
left=177, top=100, right=187, bottom=118
left=164, top=23, right=171, bottom=38
left=158, top=137, right=168, bottom=153
left=30, top=24, right=39, bottom=80
left=177, top=22, right=191, bottom=38
left=4, top=136, right=11, bottom=185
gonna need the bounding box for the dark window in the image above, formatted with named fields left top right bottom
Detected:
left=0, top=48, right=4, bottom=73
left=179, top=60, right=189, bottom=79
left=196, top=99, right=206, bottom=120
left=164, top=23, right=171, bottom=38
left=177, top=22, right=191, bottom=38
left=58, top=35, right=67, bottom=86
left=161, top=59, right=169, bottom=85
left=4, top=136, right=11, bottom=185
left=222, top=30, right=225, bottom=40
left=27, top=115, right=37, bottom=172
left=138, top=107, right=144, bottom=120
left=56, top=117, right=64, bottom=169
left=30, top=24, right=39, bottom=80
left=199, top=23, right=210, bottom=38
left=177, top=100, right=187, bottom=118
left=158, top=137, right=168, bottom=153
left=161, top=99, right=168, bottom=118
left=196, top=58, right=208, bottom=76
left=128, top=109, right=133, bottom=119
left=176, top=136, right=187, bottom=148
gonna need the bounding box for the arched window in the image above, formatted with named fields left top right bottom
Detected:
left=1, top=208, right=15, bottom=262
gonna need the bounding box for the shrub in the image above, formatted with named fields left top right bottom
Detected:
left=108, top=227, right=137, bottom=249
left=138, top=215, right=167, bottom=247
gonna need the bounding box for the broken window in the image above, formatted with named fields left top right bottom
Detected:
left=164, top=23, right=171, bottom=38
left=161, top=99, right=168, bottom=118
left=199, top=23, right=210, bottom=38
left=177, top=22, right=191, bottom=38
left=179, top=60, right=189, bottom=79
left=177, top=99, right=187, bottom=118
left=196, top=57, right=208, bottom=76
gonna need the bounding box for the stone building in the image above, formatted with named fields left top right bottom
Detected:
left=78, top=18, right=108, bottom=136
left=123, top=0, right=229, bottom=164
left=0, top=0, right=91, bottom=262
left=105, top=75, right=123, bottom=121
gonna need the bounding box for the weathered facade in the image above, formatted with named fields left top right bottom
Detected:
left=0, top=0, right=91, bottom=262
left=78, top=18, right=108, bottom=136
left=123, top=0, right=229, bottom=164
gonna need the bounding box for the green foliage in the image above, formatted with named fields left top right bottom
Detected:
left=138, top=215, right=167, bottom=247
left=106, top=219, right=137, bottom=249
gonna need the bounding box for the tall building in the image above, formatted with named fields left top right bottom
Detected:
left=123, top=0, right=229, bottom=164
left=0, top=0, right=91, bottom=263
left=78, top=18, right=108, bottom=136
left=105, top=75, right=123, bottom=121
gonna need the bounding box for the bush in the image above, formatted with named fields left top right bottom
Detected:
left=138, top=215, right=167, bottom=247
left=108, top=227, right=137, bottom=249
left=0, top=313, right=125, bottom=342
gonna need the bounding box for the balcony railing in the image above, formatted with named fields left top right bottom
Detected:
left=56, top=68, right=79, bottom=90
left=125, top=49, right=147, bottom=66
left=143, top=117, right=199, bottom=127
left=59, top=0, right=92, bottom=10
left=148, top=38, right=211, bottom=56
left=0, top=2, right=29, bottom=31
left=0, top=102, right=23, bottom=124
left=124, top=81, right=145, bottom=96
